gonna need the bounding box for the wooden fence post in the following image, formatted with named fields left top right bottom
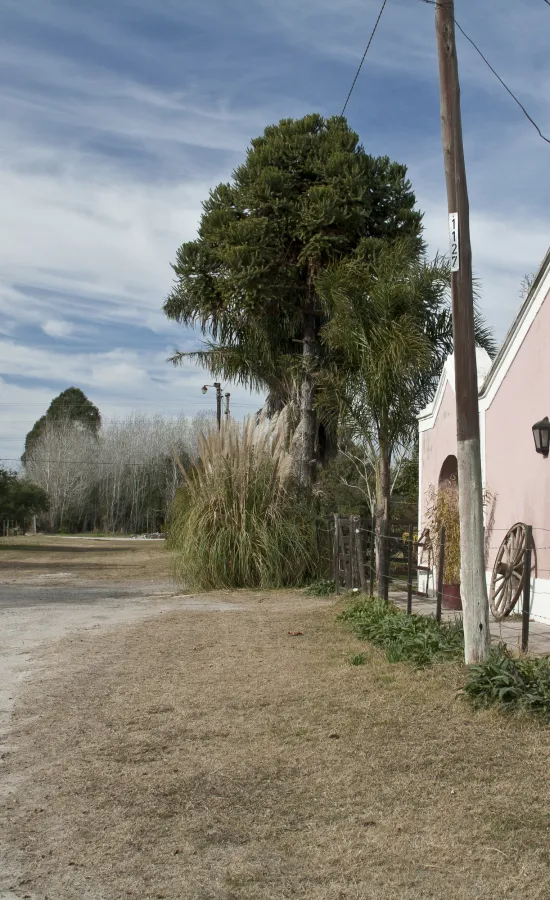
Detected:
left=333, top=513, right=340, bottom=595
left=328, top=516, right=333, bottom=582
left=377, top=519, right=385, bottom=600
left=369, top=518, right=375, bottom=597
left=342, top=518, right=353, bottom=590
left=356, top=517, right=367, bottom=593
left=378, top=519, right=390, bottom=601
left=436, top=525, right=446, bottom=624
left=349, top=515, right=356, bottom=589
left=521, top=524, right=533, bottom=653
left=407, top=524, right=413, bottom=615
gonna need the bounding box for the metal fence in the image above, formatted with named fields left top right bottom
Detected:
left=324, top=515, right=550, bottom=656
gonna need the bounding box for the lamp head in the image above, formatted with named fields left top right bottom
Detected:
left=533, top=416, right=550, bottom=457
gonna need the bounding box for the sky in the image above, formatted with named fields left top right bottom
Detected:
left=1, top=0, right=549, bottom=464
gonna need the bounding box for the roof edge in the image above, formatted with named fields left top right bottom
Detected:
left=480, top=246, right=550, bottom=398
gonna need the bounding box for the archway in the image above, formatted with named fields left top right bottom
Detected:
left=438, top=454, right=458, bottom=489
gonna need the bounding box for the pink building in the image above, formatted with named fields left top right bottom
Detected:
left=418, top=248, right=550, bottom=621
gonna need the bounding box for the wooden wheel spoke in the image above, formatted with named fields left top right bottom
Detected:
left=490, top=523, right=535, bottom=620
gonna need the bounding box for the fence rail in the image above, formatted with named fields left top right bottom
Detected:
left=326, top=515, right=540, bottom=654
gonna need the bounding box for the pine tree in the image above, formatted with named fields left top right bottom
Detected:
left=164, top=114, right=422, bottom=485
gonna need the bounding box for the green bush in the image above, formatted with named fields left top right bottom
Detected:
left=348, top=652, right=366, bottom=666
left=340, top=599, right=550, bottom=722
left=464, top=649, right=550, bottom=718
left=339, top=597, right=464, bottom=668
left=167, top=413, right=319, bottom=590
left=304, top=579, right=336, bottom=596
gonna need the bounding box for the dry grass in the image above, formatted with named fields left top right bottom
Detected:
left=2, top=591, right=550, bottom=899
left=168, top=411, right=318, bottom=590
left=0, top=534, right=169, bottom=584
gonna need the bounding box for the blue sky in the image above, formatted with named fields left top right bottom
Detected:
left=1, top=0, right=549, bottom=462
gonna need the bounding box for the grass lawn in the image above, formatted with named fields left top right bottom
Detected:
left=0, top=533, right=168, bottom=583
left=3, top=587, right=550, bottom=899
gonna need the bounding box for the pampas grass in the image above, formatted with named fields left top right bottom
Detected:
left=167, top=411, right=319, bottom=589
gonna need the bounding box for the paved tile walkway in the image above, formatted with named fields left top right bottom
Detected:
left=390, top=590, right=550, bottom=657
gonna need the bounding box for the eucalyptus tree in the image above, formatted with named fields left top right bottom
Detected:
left=22, top=387, right=101, bottom=463
left=24, top=418, right=97, bottom=531
left=24, top=413, right=202, bottom=533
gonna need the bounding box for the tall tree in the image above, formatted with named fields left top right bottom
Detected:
left=164, top=114, right=422, bottom=485
left=0, top=467, right=49, bottom=534
left=22, top=387, right=101, bottom=463
left=316, top=238, right=495, bottom=591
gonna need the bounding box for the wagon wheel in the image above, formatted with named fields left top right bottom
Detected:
left=489, top=523, right=536, bottom=621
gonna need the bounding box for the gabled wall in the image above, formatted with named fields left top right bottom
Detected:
left=417, top=249, right=550, bottom=619
left=484, top=284, right=550, bottom=616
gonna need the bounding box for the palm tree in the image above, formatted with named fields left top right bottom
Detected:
left=315, top=238, right=495, bottom=594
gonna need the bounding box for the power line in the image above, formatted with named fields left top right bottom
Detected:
left=0, top=399, right=257, bottom=405
left=341, top=0, right=388, bottom=116
left=417, top=0, right=550, bottom=145
left=0, top=400, right=256, bottom=408
left=453, top=19, right=550, bottom=146
left=0, top=458, right=179, bottom=466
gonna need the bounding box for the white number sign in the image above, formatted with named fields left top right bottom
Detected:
left=449, top=212, right=459, bottom=272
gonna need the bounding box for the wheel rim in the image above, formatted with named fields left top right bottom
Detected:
left=489, top=523, right=536, bottom=620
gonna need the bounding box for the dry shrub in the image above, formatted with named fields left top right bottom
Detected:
left=426, top=477, right=461, bottom=583
left=426, top=478, right=493, bottom=584
left=167, top=412, right=319, bottom=589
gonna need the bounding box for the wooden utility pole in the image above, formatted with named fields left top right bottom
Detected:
left=435, top=0, right=490, bottom=663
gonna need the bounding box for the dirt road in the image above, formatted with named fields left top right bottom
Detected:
left=0, top=539, right=174, bottom=772
left=0, top=537, right=241, bottom=900
left=1, top=537, right=550, bottom=899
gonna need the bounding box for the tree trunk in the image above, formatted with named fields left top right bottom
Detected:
left=297, top=310, right=317, bottom=488
left=376, top=445, right=391, bottom=599
left=317, top=421, right=338, bottom=467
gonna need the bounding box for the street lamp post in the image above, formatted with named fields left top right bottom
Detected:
left=202, top=382, right=230, bottom=431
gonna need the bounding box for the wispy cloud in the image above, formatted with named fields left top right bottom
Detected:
left=0, top=0, right=548, bottom=460
left=41, top=320, right=74, bottom=339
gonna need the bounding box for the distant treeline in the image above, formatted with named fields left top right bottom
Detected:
left=24, top=412, right=213, bottom=534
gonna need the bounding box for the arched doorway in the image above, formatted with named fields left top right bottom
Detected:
left=438, top=454, right=458, bottom=489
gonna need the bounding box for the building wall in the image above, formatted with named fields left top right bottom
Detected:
left=419, top=381, right=458, bottom=530
left=484, top=286, right=550, bottom=618
left=418, top=280, right=550, bottom=618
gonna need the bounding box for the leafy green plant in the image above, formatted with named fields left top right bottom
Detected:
left=464, top=649, right=550, bottom=717
left=348, top=652, right=366, bottom=666
left=167, top=412, right=319, bottom=589
left=339, top=597, right=464, bottom=668
left=0, top=467, right=49, bottom=534
left=304, top=579, right=336, bottom=596
left=340, top=600, right=550, bottom=722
